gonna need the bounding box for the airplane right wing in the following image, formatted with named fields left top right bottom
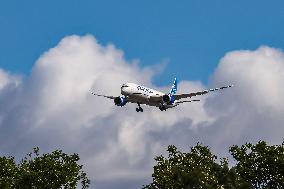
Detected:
left=91, top=92, right=116, bottom=99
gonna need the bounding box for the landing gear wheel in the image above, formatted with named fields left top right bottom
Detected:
left=136, top=103, right=143, bottom=112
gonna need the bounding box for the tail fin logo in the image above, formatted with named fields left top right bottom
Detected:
left=170, top=77, right=177, bottom=94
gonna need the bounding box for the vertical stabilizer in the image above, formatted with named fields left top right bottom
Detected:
left=170, top=77, right=177, bottom=94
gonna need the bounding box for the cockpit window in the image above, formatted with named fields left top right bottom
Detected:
left=122, top=84, right=129, bottom=88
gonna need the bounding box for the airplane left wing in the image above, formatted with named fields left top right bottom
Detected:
left=173, top=85, right=233, bottom=100
left=149, top=95, right=163, bottom=102
left=91, top=92, right=116, bottom=99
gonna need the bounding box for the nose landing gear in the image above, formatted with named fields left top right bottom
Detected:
left=136, top=103, right=143, bottom=112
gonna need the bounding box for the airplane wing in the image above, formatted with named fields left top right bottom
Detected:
left=91, top=92, right=116, bottom=99
left=149, top=95, right=163, bottom=102
left=173, top=85, right=233, bottom=100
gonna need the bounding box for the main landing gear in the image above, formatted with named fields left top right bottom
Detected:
left=159, top=105, right=167, bottom=111
left=136, top=103, right=143, bottom=112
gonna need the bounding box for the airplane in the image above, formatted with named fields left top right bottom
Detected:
left=91, top=78, right=233, bottom=112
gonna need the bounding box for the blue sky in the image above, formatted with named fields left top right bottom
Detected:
left=1, top=2, right=284, bottom=189
left=1, top=0, right=284, bottom=85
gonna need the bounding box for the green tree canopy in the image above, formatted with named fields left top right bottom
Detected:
left=230, top=141, right=284, bottom=188
left=143, top=144, right=248, bottom=189
left=144, top=141, right=284, bottom=189
left=0, top=147, right=90, bottom=189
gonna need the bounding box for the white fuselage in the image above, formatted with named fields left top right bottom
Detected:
left=121, top=83, right=176, bottom=108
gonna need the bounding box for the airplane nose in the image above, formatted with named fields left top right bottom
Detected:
left=121, top=86, right=125, bottom=92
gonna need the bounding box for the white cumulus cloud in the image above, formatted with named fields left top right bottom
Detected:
left=0, top=36, right=284, bottom=189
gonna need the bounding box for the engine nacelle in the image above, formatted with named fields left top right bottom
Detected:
left=114, top=95, right=127, bottom=106
left=162, top=94, right=175, bottom=104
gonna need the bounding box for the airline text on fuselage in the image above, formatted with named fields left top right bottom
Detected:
left=137, top=85, right=154, bottom=94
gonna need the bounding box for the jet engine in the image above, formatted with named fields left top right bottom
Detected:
left=162, top=94, right=175, bottom=104
left=114, top=95, right=127, bottom=106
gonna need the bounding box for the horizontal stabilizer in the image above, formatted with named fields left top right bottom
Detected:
left=176, top=99, right=200, bottom=104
